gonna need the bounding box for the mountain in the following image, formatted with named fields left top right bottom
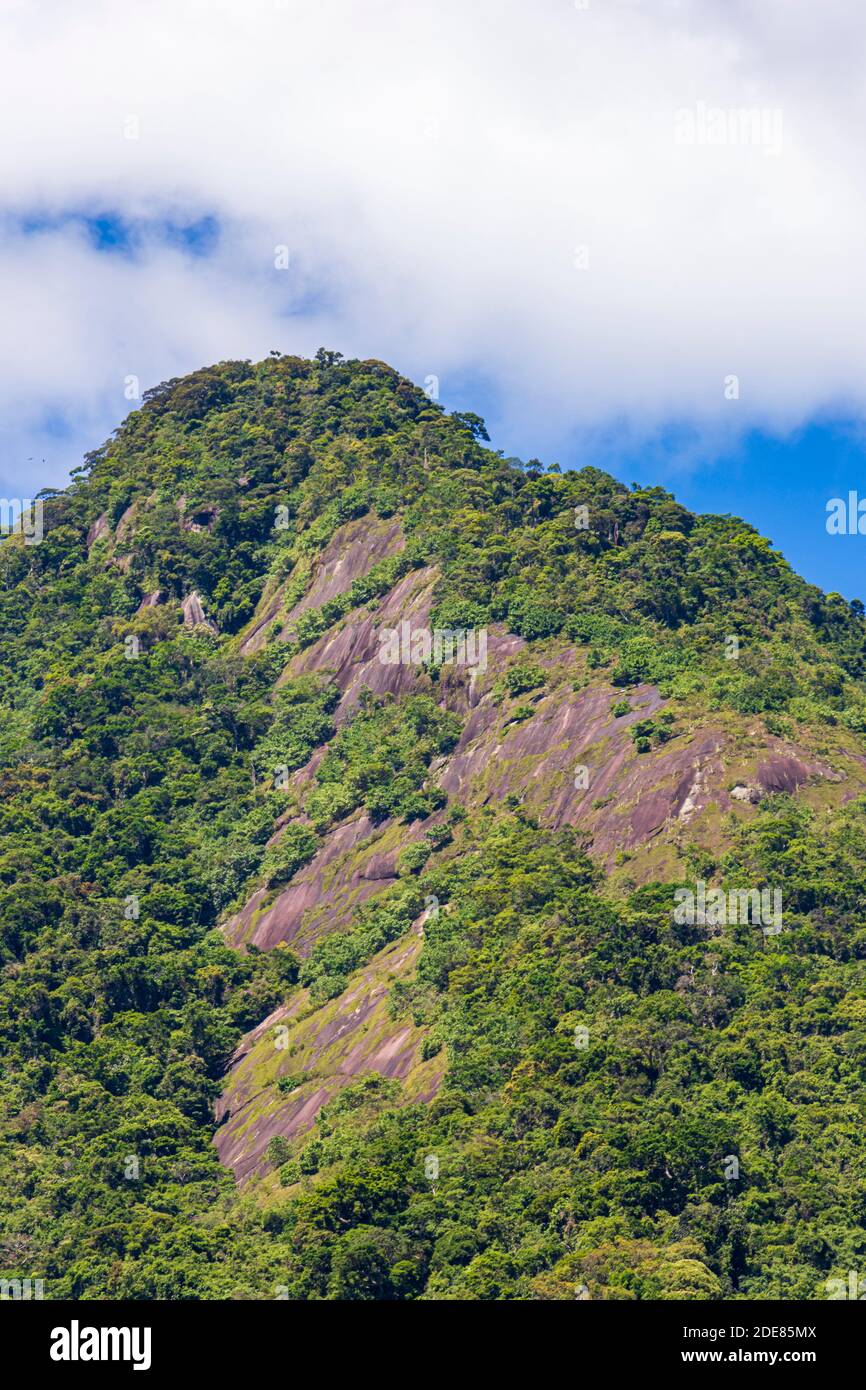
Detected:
left=2, top=349, right=866, bottom=1301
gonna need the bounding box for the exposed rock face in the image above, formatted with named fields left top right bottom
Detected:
left=214, top=502, right=866, bottom=1187
left=283, top=564, right=440, bottom=718
left=181, top=591, right=217, bottom=632
left=223, top=810, right=431, bottom=954
left=86, top=513, right=110, bottom=548
left=224, top=813, right=383, bottom=952
left=239, top=515, right=405, bottom=655
left=433, top=676, right=849, bottom=868
left=136, top=590, right=163, bottom=612
left=179, top=499, right=219, bottom=532
left=214, top=922, right=443, bottom=1182
left=757, top=754, right=829, bottom=794
left=115, top=501, right=140, bottom=544
left=433, top=675, right=718, bottom=858
left=283, top=516, right=405, bottom=630
left=439, top=679, right=660, bottom=809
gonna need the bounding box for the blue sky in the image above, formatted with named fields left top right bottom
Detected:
left=435, top=379, right=866, bottom=604
left=3, top=1, right=866, bottom=603
left=658, top=425, right=866, bottom=603
left=14, top=211, right=220, bottom=259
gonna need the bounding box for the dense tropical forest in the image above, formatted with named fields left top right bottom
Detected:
left=1, top=350, right=866, bottom=1299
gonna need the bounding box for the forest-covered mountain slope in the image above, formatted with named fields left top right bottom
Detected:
left=2, top=350, right=866, bottom=1300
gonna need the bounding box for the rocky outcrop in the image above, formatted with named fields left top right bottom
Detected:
left=223, top=810, right=431, bottom=954
left=223, top=812, right=383, bottom=952
left=238, top=514, right=405, bottom=655
left=429, top=668, right=852, bottom=870
left=757, top=753, right=832, bottom=794
left=181, top=591, right=217, bottom=633
left=136, top=590, right=163, bottom=612
left=115, top=501, right=140, bottom=544
left=180, top=503, right=219, bottom=533
left=283, top=563, right=523, bottom=722
left=214, top=920, right=443, bottom=1182
left=283, top=565, right=440, bottom=719
left=283, top=516, right=405, bottom=631
left=86, top=513, right=109, bottom=548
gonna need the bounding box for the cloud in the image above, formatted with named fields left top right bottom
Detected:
left=2, top=0, right=866, bottom=493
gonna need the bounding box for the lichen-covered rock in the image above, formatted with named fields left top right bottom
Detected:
left=214, top=921, right=442, bottom=1182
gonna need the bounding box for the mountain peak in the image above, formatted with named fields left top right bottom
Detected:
left=4, top=352, right=866, bottom=1302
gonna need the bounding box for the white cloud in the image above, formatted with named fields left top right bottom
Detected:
left=1, top=0, right=866, bottom=492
